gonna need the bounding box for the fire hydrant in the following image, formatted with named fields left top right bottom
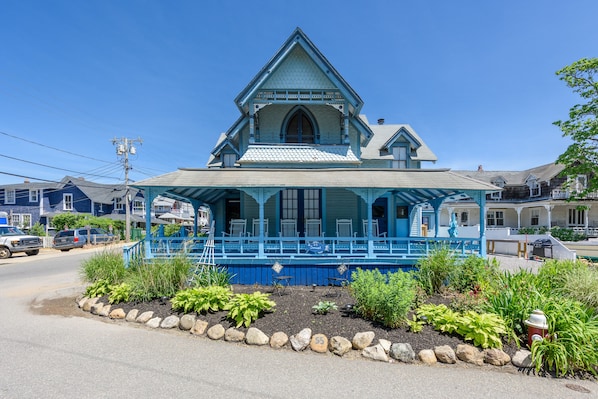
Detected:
left=523, top=309, right=548, bottom=347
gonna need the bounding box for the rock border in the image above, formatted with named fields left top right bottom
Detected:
left=77, top=296, right=533, bottom=370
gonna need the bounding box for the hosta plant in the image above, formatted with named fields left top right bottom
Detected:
left=226, top=291, right=276, bottom=328
left=85, top=279, right=112, bottom=298
left=171, top=286, right=233, bottom=313
left=108, top=283, right=133, bottom=304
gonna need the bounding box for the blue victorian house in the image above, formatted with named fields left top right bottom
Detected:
left=131, top=28, right=498, bottom=285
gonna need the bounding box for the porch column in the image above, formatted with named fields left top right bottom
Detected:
left=515, top=206, right=523, bottom=229
left=467, top=191, right=486, bottom=257
left=543, top=204, right=554, bottom=228
left=143, top=188, right=159, bottom=259
left=241, top=187, right=280, bottom=258
left=429, top=199, right=446, bottom=238
left=189, top=199, right=203, bottom=237
left=349, top=188, right=388, bottom=257
left=585, top=205, right=590, bottom=234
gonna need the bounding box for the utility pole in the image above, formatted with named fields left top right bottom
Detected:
left=112, top=137, right=142, bottom=242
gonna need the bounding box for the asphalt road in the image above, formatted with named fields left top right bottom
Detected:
left=0, top=248, right=595, bottom=398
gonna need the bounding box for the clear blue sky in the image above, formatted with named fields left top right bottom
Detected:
left=1, top=0, right=595, bottom=185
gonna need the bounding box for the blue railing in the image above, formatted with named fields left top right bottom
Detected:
left=130, top=235, right=481, bottom=264
left=123, top=241, right=144, bottom=268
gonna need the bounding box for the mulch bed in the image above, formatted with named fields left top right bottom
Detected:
left=103, top=284, right=520, bottom=357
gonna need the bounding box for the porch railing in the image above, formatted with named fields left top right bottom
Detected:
left=124, top=235, right=481, bottom=267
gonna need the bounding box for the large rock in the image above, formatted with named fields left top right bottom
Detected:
left=82, top=297, right=99, bottom=312
left=484, top=349, right=511, bottom=366
left=378, top=339, right=392, bottom=353
left=77, top=297, right=88, bottom=309
left=90, top=302, right=105, bottom=315
left=246, top=328, right=269, bottom=346
left=109, top=308, right=126, bottom=319
left=125, top=309, right=139, bottom=322
left=191, top=320, right=209, bottom=336
left=136, top=311, right=154, bottom=323
left=329, top=336, right=352, bottom=356
left=352, top=331, right=375, bottom=350
left=224, top=328, right=245, bottom=342
left=456, top=344, right=484, bottom=366
left=179, top=314, right=196, bottom=331
left=146, top=317, right=162, bottom=328
left=362, top=344, right=389, bottom=362
left=290, top=328, right=312, bottom=351
left=207, top=324, right=225, bottom=340
left=389, top=343, right=416, bottom=363
left=434, top=345, right=457, bottom=364
left=161, top=315, right=180, bottom=329
left=269, top=332, right=289, bottom=349
left=418, top=349, right=437, bottom=365
left=512, top=349, right=534, bottom=368
left=310, top=334, right=328, bottom=353
left=97, top=304, right=111, bottom=317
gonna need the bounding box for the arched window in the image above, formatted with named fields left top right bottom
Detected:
left=282, top=108, right=316, bottom=143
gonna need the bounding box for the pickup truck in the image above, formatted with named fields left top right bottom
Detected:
left=0, top=225, right=43, bottom=259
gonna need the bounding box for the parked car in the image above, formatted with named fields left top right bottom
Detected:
left=52, top=229, right=86, bottom=251
left=0, top=225, right=43, bottom=259
left=52, top=228, right=117, bottom=251
left=77, top=228, right=116, bottom=244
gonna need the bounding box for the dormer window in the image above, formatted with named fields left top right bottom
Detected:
left=392, top=146, right=408, bottom=169
left=223, top=153, right=237, bottom=168
left=283, top=108, right=315, bottom=143
left=567, top=175, right=587, bottom=194
left=528, top=179, right=540, bottom=197
left=490, top=179, right=504, bottom=200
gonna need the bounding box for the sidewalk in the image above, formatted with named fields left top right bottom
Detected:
left=489, top=254, right=545, bottom=274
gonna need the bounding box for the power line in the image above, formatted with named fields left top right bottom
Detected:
left=0, top=130, right=114, bottom=164
left=0, top=153, right=122, bottom=181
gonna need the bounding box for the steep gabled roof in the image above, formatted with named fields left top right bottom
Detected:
left=234, top=27, right=364, bottom=117
left=59, top=176, right=134, bottom=205
left=361, top=120, right=437, bottom=162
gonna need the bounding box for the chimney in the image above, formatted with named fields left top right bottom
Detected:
left=477, top=165, right=484, bottom=172
left=24, top=179, right=30, bottom=183
left=377, top=118, right=385, bottom=125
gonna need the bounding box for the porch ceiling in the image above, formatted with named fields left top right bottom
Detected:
left=132, top=168, right=498, bottom=206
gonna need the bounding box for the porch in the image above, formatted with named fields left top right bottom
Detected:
left=124, top=234, right=482, bottom=286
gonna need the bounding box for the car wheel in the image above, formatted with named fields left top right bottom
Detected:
left=0, top=246, right=11, bottom=259
left=26, top=250, right=40, bottom=256
left=60, top=249, right=70, bottom=252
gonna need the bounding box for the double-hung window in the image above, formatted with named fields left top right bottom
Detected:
left=63, top=194, right=73, bottom=211
left=5, top=189, right=15, bottom=204
left=487, top=210, right=504, bottom=226
left=392, top=146, right=408, bottom=169
left=29, top=189, right=39, bottom=203
left=531, top=209, right=540, bottom=226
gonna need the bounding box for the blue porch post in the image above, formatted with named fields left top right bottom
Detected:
left=350, top=188, right=388, bottom=257
left=242, top=187, right=280, bottom=258
left=428, top=198, right=444, bottom=238
left=143, top=188, right=159, bottom=259
left=190, top=199, right=203, bottom=237
left=467, top=190, right=487, bottom=257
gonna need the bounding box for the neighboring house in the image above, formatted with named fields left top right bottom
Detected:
left=448, top=163, right=598, bottom=237
left=0, top=176, right=143, bottom=229
left=131, top=28, right=498, bottom=284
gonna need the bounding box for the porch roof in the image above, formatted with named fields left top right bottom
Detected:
left=133, top=168, right=499, bottom=206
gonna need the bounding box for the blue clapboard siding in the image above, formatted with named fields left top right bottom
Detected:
left=225, top=262, right=415, bottom=286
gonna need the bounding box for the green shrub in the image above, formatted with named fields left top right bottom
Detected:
left=531, top=298, right=598, bottom=377
left=416, top=304, right=507, bottom=349
left=350, top=268, right=417, bottom=328
left=171, top=286, right=233, bottom=313
left=416, top=246, right=458, bottom=295
left=226, top=292, right=276, bottom=328
left=28, top=223, right=46, bottom=237
left=550, top=226, right=587, bottom=242
left=80, top=249, right=126, bottom=285
left=108, top=283, right=133, bottom=304
left=553, top=264, right=598, bottom=311
left=312, top=301, right=338, bottom=315
left=188, top=264, right=235, bottom=287
left=126, top=256, right=191, bottom=302
left=85, top=279, right=112, bottom=298
left=449, top=255, right=500, bottom=294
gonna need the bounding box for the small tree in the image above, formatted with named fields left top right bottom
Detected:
left=553, top=58, right=598, bottom=199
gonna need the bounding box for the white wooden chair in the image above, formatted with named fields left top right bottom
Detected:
left=250, top=218, right=269, bottom=239
left=362, top=219, right=387, bottom=239
left=222, top=219, right=246, bottom=239
left=279, top=219, right=298, bottom=237
left=336, top=219, right=355, bottom=240
left=304, top=219, right=324, bottom=239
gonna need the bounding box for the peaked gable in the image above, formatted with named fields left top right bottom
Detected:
left=235, top=27, right=363, bottom=117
